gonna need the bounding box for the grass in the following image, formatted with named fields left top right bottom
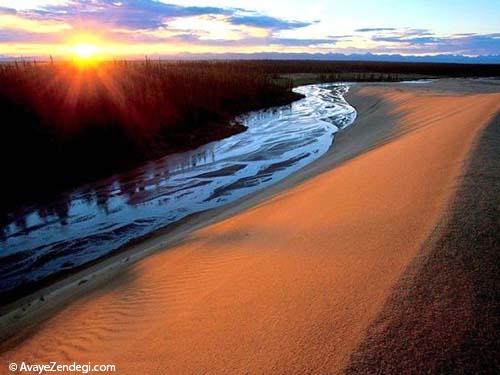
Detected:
left=278, top=72, right=431, bottom=87
left=235, top=59, right=500, bottom=77
left=0, top=60, right=300, bottom=210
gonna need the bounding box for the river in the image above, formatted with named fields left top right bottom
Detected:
left=0, top=83, right=356, bottom=302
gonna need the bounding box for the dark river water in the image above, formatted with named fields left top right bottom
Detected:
left=0, top=83, right=356, bottom=302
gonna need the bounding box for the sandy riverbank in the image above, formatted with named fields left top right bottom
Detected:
left=1, top=79, right=499, bottom=374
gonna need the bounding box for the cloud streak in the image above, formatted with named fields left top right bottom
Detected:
left=355, top=27, right=396, bottom=33
left=228, top=14, right=313, bottom=30
left=364, top=28, right=500, bottom=55
left=10, top=1, right=312, bottom=32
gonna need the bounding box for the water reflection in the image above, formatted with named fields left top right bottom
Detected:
left=0, top=83, right=356, bottom=301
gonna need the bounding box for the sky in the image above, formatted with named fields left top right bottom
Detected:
left=0, top=0, right=499, bottom=60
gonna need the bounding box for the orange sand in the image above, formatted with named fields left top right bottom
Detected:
left=2, top=83, right=500, bottom=374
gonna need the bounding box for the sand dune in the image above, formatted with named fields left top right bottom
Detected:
left=1, top=80, right=499, bottom=374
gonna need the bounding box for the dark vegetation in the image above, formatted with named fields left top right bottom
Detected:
left=235, top=59, right=500, bottom=77
left=257, top=60, right=500, bottom=86
left=1, top=59, right=499, bottom=212
left=0, top=60, right=299, bottom=211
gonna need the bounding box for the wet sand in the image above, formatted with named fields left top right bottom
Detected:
left=1, top=79, right=499, bottom=374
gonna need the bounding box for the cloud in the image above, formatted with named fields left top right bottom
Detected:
left=372, top=35, right=440, bottom=43
left=0, top=0, right=318, bottom=48
left=136, top=35, right=337, bottom=48
left=0, top=29, right=63, bottom=43
left=363, top=27, right=500, bottom=55
left=355, top=28, right=397, bottom=33
left=0, top=6, right=16, bottom=15
left=22, top=0, right=232, bottom=29
left=229, top=14, right=313, bottom=30
left=0, top=13, right=71, bottom=36
left=210, top=37, right=337, bottom=47
left=439, top=33, right=500, bottom=55
left=15, top=0, right=311, bottom=33
left=269, top=38, right=336, bottom=47
left=1, top=2, right=499, bottom=58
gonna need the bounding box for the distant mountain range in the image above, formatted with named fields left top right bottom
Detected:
left=2, top=52, right=500, bottom=64
left=175, top=52, right=500, bottom=64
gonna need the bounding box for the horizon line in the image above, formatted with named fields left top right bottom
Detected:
left=1, top=52, right=500, bottom=65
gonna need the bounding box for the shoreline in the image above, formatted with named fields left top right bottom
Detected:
left=0, top=81, right=392, bottom=340
left=0, top=91, right=303, bottom=212
left=1, top=79, right=499, bottom=373
left=0, top=85, right=331, bottom=312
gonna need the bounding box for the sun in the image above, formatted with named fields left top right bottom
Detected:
left=66, top=33, right=104, bottom=66
left=71, top=43, right=101, bottom=65
left=73, top=43, right=99, bottom=59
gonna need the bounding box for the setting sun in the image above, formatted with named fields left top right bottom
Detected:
left=66, top=33, right=104, bottom=65
left=71, top=43, right=101, bottom=65
left=73, top=43, right=99, bottom=59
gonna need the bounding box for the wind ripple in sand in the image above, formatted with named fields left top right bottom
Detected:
left=0, top=83, right=356, bottom=301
